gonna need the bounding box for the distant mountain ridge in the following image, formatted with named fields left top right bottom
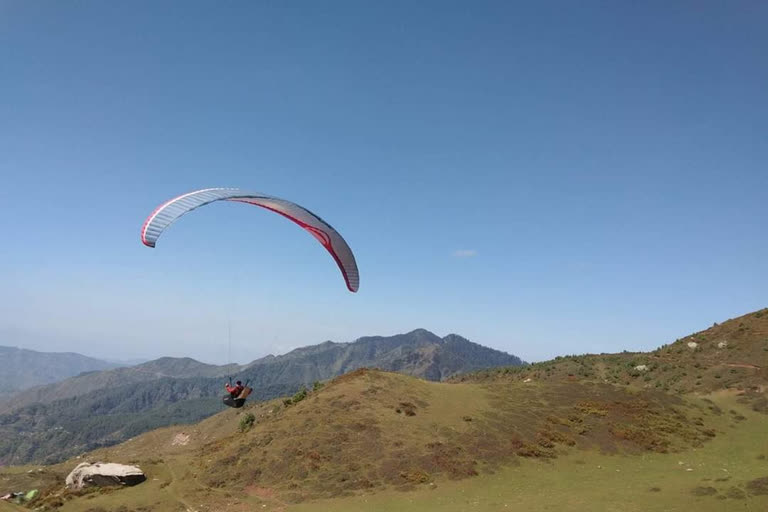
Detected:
left=0, top=329, right=523, bottom=464
left=0, top=346, right=120, bottom=394
left=242, top=328, right=523, bottom=384
left=0, top=357, right=242, bottom=412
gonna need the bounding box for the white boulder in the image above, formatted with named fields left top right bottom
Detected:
left=65, top=462, right=146, bottom=490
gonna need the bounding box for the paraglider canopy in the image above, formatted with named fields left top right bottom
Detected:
left=140, top=188, right=359, bottom=292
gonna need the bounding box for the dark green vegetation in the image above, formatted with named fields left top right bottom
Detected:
left=239, top=413, right=256, bottom=433
left=0, top=330, right=521, bottom=465
left=0, top=346, right=119, bottom=395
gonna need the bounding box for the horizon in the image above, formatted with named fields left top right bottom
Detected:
left=2, top=308, right=757, bottom=366
left=1, top=2, right=766, bottom=365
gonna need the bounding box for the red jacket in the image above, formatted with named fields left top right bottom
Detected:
left=226, top=384, right=244, bottom=396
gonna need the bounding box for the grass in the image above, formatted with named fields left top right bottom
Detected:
left=186, top=369, right=724, bottom=503
left=5, top=372, right=764, bottom=512
left=454, top=307, right=768, bottom=397
left=289, top=391, right=768, bottom=512
left=2, top=306, right=766, bottom=512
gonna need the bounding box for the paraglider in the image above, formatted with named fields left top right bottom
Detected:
left=223, top=379, right=252, bottom=409
left=140, top=188, right=359, bottom=292
left=140, top=188, right=359, bottom=408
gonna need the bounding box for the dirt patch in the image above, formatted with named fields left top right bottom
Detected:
left=245, top=486, right=277, bottom=499
left=171, top=433, right=190, bottom=446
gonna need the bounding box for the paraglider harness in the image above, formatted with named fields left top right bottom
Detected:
left=223, top=377, right=252, bottom=409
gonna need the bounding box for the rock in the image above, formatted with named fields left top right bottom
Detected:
left=717, top=341, right=728, bottom=349
left=687, top=342, right=698, bottom=349
left=65, top=462, right=146, bottom=490
left=634, top=365, right=648, bottom=372
left=172, top=433, right=190, bottom=446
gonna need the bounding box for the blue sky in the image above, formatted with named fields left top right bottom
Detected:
left=1, top=2, right=766, bottom=364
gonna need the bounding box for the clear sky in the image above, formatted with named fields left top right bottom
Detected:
left=1, top=2, right=766, bottom=364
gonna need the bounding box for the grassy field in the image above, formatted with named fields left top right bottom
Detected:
left=2, top=380, right=764, bottom=512
left=289, top=391, right=768, bottom=512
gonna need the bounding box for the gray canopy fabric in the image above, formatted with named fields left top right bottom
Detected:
left=141, top=188, right=359, bottom=292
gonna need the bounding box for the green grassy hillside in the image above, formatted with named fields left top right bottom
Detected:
left=0, top=329, right=523, bottom=466
left=458, top=308, right=767, bottom=398
left=2, top=309, right=766, bottom=512
left=5, top=369, right=766, bottom=511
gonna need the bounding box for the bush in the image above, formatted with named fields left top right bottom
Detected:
left=312, top=381, right=324, bottom=392
left=292, top=387, right=308, bottom=404
left=239, top=413, right=256, bottom=432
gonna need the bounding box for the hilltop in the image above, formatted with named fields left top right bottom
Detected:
left=5, top=365, right=767, bottom=512
left=455, top=308, right=767, bottom=409
left=192, top=370, right=718, bottom=501
left=0, top=330, right=522, bottom=465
